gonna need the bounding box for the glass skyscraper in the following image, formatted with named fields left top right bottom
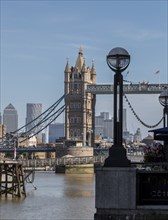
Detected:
left=3, top=103, right=18, bottom=133
left=48, top=123, right=64, bottom=143
left=25, top=103, right=42, bottom=142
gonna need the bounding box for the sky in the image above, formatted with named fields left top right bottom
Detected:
left=0, top=0, right=168, bottom=139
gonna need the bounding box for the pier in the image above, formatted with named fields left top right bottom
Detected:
left=0, top=160, right=26, bottom=198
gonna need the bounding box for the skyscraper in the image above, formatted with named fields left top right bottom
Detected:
left=25, top=103, right=42, bottom=142
left=3, top=103, right=18, bottom=133
left=95, top=112, right=113, bottom=139
left=48, top=123, right=64, bottom=143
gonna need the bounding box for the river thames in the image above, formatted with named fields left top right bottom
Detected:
left=0, top=172, right=95, bottom=220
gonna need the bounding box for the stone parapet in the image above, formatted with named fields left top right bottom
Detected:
left=94, top=167, right=168, bottom=220
left=95, top=167, right=136, bottom=210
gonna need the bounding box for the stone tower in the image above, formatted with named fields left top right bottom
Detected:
left=64, top=48, right=96, bottom=147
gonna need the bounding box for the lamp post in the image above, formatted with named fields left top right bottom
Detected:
left=159, top=91, right=168, bottom=162
left=159, top=91, right=168, bottom=127
left=104, top=47, right=130, bottom=167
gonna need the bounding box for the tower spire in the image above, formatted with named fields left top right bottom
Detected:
left=64, top=58, right=71, bottom=73
left=75, top=47, right=84, bottom=71
left=82, top=58, right=87, bottom=73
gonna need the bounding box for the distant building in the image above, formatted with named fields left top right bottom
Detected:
left=42, top=132, right=47, bottom=144
left=100, top=112, right=109, bottom=120
left=95, top=114, right=105, bottom=138
left=25, top=103, right=42, bottom=143
left=48, top=123, right=64, bottom=143
left=95, top=109, right=127, bottom=140
left=104, top=118, right=113, bottom=139
left=133, top=128, right=142, bottom=142
left=3, top=103, right=18, bottom=133
left=95, top=112, right=113, bottom=139
left=18, top=135, right=37, bottom=147
left=142, top=134, right=153, bottom=146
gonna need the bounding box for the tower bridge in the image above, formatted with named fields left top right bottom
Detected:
left=0, top=48, right=168, bottom=150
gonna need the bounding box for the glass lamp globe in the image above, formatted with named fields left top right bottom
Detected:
left=159, top=91, right=168, bottom=107
left=107, top=47, right=130, bottom=72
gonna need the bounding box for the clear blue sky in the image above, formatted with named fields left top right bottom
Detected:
left=0, top=0, right=167, bottom=138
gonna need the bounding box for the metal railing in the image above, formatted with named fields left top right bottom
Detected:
left=21, top=156, right=168, bottom=171
left=22, top=156, right=106, bottom=168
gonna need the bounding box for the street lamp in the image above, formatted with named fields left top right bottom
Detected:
left=159, top=91, right=168, bottom=127
left=104, top=47, right=131, bottom=167
left=158, top=90, right=168, bottom=162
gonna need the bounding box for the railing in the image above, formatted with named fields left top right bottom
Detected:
left=58, top=155, right=104, bottom=165
left=21, top=150, right=144, bottom=168
left=22, top=158, right=56, bottom=168
left=127, top=148, right=144, bottom=162
left=21, top=157, right=168, bottom=172
left=22, top=156, right=106, bottom=168
left=94, top=147, right=144, bottom=162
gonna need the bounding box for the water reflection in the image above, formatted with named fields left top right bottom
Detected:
left=64, top=174, right=94, bottom=198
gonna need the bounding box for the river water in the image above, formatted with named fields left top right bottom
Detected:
left=0, top=172, right=95, bottom=220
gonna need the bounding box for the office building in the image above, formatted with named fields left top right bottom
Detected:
left=95, top=109, right=127, bottom=140
left=3, top=103, right=18, bottom=133
left=100, top=112, right=109, bottom=120
left=104, top=118, right=113, bottom=139
left=95, top=114, right=105, bottom=138
left=95, top=112, right=113, bottom=139
left=25, top=103, right=42, bottom=142
left=48, top=123, right=64, bottom=143
left=133, top=128, right=142, bottom=142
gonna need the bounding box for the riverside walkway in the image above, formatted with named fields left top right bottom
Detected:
left=22, top=156, right=105, bottom=170
left=21, top=151, right=144, bottom=170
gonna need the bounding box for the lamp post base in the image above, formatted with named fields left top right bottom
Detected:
left=104, top=145, right=130, bottom=167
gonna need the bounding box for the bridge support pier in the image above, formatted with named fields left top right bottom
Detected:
left=0, top=160, right=26, bottom=198
left=55, top=164, right=94, bottom=174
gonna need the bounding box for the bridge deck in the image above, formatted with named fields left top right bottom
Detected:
left=0, top=147, right=56, bottom=153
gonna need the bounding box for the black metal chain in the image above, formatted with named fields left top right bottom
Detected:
left=124, top=94, right=163, bottom=128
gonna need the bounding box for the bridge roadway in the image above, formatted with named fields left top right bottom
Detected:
left=0, top=146, right=56, bottom=153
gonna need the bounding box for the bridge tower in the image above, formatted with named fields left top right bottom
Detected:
left=64, top=48, right=96, bottom=147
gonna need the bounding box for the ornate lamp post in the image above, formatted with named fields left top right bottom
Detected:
left=158, top=91, right=168, bottom=162
left=104, top=47, right=131, bottom=167
left=159, top=91, right=168, bottom=127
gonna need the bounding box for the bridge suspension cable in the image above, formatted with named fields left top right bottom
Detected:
left=0, top=95, right=65, bottom=147
left=124, top=94, right=163, bottom=128
left=19, top=104, right=65, bottom=144
left=15, top=94, right=65, bottom=134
